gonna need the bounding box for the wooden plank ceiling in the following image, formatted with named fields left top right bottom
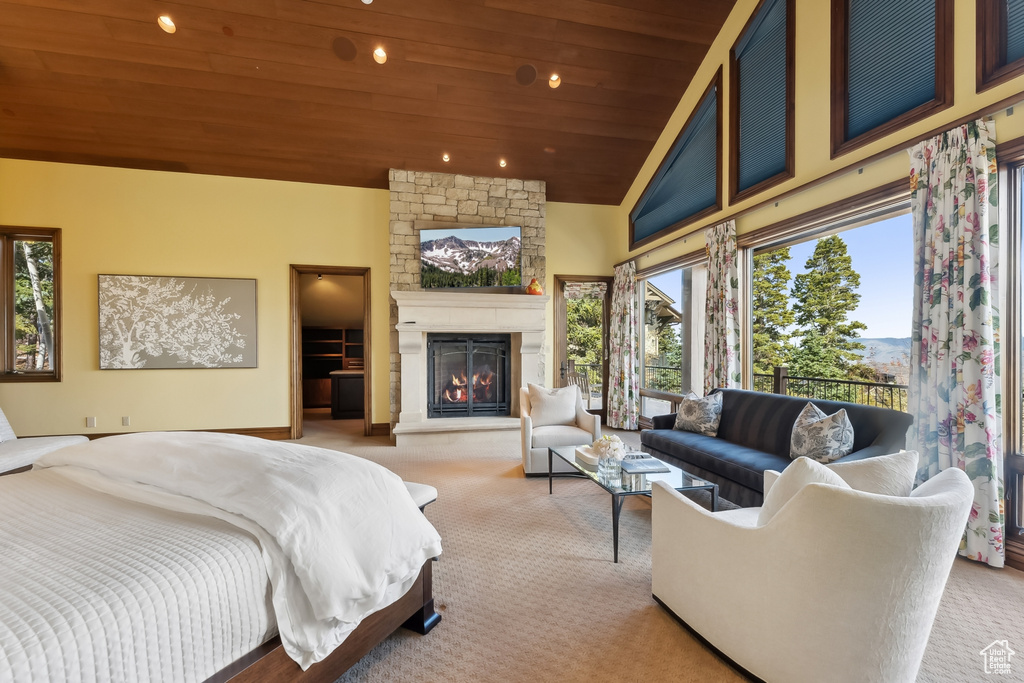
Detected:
left=0, top=0, right=736, bottom=204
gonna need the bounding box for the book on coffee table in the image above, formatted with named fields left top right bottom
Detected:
left=620, top=457, right=671, bottom=474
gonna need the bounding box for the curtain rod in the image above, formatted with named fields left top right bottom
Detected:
left=614, top=86, right=1024, bottom=270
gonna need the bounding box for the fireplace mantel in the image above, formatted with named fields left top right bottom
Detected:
left=391, top=290, right=549, bottom=445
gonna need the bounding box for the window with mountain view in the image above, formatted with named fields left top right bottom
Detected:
left=3, top=227, right=60, bottom=381
left=751, top=214, right=912, bottom=410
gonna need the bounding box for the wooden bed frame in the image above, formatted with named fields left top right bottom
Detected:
left=206, top=559, right=440, bottom=683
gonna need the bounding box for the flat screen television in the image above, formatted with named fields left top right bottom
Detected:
left=419, top=226, right=522, bottom=289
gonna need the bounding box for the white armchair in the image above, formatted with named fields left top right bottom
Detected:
left=520, top=385, right=600, bottom=475
left=0, top=408, right=88, bottom=475
left=651, top=465, right=974, bottom=683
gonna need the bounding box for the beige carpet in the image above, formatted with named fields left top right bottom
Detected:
left=297, top=414, right=1024, bottom=682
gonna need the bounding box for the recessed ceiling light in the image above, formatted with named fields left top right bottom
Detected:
left=543, top=147, right=556, bottom=154
left=442, top=153, right=450, bottom=162
left=361, top=0, right=373, bottom=4
left=499, top=159, right=507, bottom=168
left=373, top=47, right=387, bottom=64
left=549, top=74, right=561, bottom=88
left=158, top=15, right=176, bottom=34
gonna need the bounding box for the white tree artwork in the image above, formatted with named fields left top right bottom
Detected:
left=98, top=275, right=257, bottom=369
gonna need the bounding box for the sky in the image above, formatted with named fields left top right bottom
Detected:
left=647, top=212, right=914, bottom=339
left=419, top=226, right=520, bottom=243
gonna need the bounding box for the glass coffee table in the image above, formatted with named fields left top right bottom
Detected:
left=548, top=444, right=718, bottom=563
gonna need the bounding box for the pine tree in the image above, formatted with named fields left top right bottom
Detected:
left=788, top=235, right=867, bottom=378
left=751, top=247, right=794, bottom=375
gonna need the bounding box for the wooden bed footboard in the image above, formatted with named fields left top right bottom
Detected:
left=205, top=560, right=440, bottom=683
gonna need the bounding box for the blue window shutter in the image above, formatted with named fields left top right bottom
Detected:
left=736, top=0, right=788, bottom=193
left=631, top=85, right=718, bottom=244
left=846, top=0, right=936, bottom=140
left=1007, top=0, right=1024, bottom=63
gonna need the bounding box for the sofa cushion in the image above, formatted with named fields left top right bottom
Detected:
left=758, top=457, right=850, bottom=525
left=827, top=450, right=919, bottom=497
left=531, top=425, right=593, bottom=449
left=642, top=429, right=790, bottom=494
left=673, top=392, right=723, bottom=436
left=790, top=402, right=854, bottom=463
left=528, top=384, right=578, bottom=427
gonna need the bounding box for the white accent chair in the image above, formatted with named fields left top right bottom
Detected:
left=651, top=465, right=974, bottom=683
left=0, top=408, right=88, bottom=475
left=520, top=385, right=600, bottom=475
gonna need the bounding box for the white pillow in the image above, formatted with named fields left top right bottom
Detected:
left=758, top=456, right=850, bottom=526
left=673, top=392, right=723, bottom=436
left=827, top=450, right=919, bottom=497
left=790, top=402, right=854, bottom=463
left=527, top=384, right=578, bottom=427
left=0, top=408, right=17, bottom=443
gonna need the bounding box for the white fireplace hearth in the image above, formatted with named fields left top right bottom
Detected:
left=391, top=290, right=548, bottom=446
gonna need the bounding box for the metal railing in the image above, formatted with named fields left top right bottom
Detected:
left=753, top=368, right=908, bottom=411
left=644, top=365, right=683, bottom=394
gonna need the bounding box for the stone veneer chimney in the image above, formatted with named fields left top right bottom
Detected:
left=388, top=169, right=546, bottom=427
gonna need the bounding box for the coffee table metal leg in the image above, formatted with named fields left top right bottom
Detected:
left=611, top=494, right=625, bottom=563
left=711, top=484, right=719, bottom=513
left=548, top=450, right=553, bottom=494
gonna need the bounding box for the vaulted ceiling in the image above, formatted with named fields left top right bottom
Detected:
left=0, top=0, right=736, bottom=204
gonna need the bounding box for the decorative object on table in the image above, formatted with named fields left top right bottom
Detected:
left=620, top=457, right=671, bottom=475
left=525, top=277, right=544, bottom=295
left=592, top=434, right=625, bottom=482
left=673, top=391, right=723, bottom=436
left=789, top=402, right=854, bottom=463
left=574, top=445, right=599, bottom=471
left=98, top=275, right=257, bottom=369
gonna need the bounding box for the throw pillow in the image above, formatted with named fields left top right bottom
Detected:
left=758, top=456, right=851, bottom=525
left=0, top=408, right=16, bottom=443
left=673, top=392, right=723, bottom=437
left=789, top=402, right=854, bottom=464
left=527, top=384, right=578, bottom=427
left=826, top=450, right=919, bottom=497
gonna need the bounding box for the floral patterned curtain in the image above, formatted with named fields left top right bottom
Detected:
left=608, top=262, right=639, bottom=429
left=704, top=220, right=741, bottom=395
left=908, top=119, right=1003, bottom=568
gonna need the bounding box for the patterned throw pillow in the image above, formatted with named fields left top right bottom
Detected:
left=673, top=392, right=723, bottom=437
left=789, top=402, right=854, bottom=464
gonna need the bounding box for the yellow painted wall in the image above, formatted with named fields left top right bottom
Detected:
left=0, top=158, right=622, bottom=435
left=620, top=0, right=1024, bottom=270
left=0, top=159, right=391, bottom=435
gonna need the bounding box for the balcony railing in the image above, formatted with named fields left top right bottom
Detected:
left=644, top=365, right=683, bottom=394
left=753, top=368, right=908, bottom=412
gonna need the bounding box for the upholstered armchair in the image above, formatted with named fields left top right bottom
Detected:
left=651, top=464, right=973, bottom=683
left=520, top=385, right=600, bottom=475
left=0, top=408, right=88, bottom=475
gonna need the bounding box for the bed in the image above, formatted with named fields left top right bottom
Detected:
left=0, top=431, right=443, bottom=682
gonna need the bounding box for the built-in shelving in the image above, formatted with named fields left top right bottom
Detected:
left=302, top=327, right=363, bottom=408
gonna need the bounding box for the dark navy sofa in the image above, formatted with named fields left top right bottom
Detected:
left=640, top=388, right=915, bottom=507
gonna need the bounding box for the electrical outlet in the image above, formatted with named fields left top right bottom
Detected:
left=122, top=416, right=131, bottom=427
left=86, top=417, right=96, bottom=428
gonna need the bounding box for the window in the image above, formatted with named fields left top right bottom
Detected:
left=629, top=69, right=722, bottom=250
left=831, top=0, right=952, bottom=155
left=978, top=0, right=1024, bottom=91
left=1, top=227, right=61, bottom=381
left=748, top=214, right=912, bottom=410
left=638, top=263, right=707, bottom=422
left=730, top=0, right=794, bottom=203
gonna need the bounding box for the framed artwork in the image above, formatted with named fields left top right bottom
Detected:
left=98, top=275, right=257, bottom=369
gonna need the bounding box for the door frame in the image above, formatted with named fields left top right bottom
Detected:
left=553, top=274, right=613, bottom=423
left=289, top=265, right=372, bottom=439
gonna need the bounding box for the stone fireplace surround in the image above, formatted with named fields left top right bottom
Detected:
left=391, top=290, right=548, bottom=446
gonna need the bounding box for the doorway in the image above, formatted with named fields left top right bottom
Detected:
left=290, top=265, right=371, bottom=439
left=553, top=274, right=613, bottom=423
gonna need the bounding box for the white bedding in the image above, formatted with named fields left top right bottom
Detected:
left=0, top=469, right=275, bottom=682
left=1, top=431, right=443, bottom=681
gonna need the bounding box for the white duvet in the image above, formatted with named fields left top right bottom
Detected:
left=10, top=431, right=442, bottom=677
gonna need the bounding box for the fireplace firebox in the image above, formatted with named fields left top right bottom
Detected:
left=426, top=334, right=511, bottom=418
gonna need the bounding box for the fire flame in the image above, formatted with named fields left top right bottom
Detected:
left=441, top=366, right=495, bottom=403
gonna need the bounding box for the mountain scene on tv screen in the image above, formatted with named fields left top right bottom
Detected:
left=420, top=234, right=522, bottom=288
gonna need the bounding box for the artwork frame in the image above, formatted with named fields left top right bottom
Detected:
left=98, top=274, right=258, bottom=370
